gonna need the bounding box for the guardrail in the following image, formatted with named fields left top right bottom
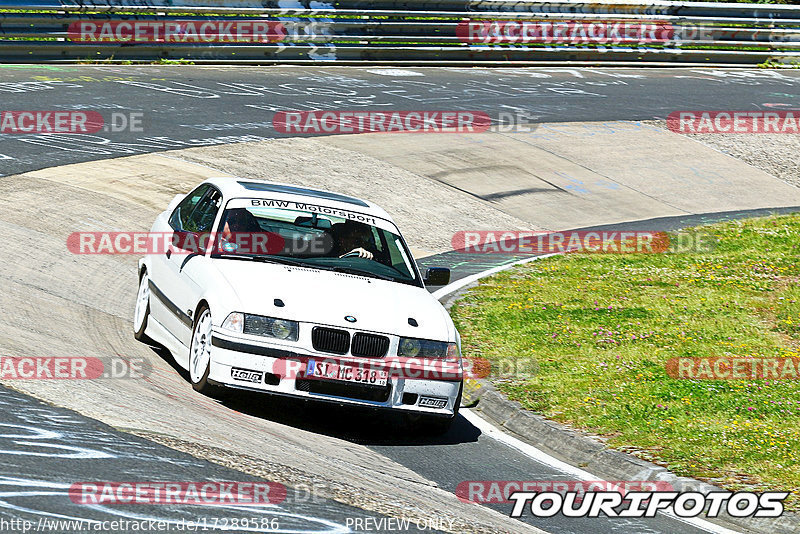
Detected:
left=1, top=0, right=799, bottom=65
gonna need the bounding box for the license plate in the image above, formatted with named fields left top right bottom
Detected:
left=307, top=360, right=388, bottom=386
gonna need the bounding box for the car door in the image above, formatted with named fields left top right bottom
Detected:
left=150, top=185, right=221, bottom=349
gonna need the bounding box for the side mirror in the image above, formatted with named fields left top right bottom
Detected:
left=424, top=267, right=450, bottom=286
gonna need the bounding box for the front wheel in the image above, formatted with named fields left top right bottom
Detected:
left=133, top=270, right=152, bottom=343
left=189, top=305, right=216, bottom=395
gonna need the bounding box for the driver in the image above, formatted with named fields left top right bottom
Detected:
left=333, top=220, right=374, bottom=259
left=219, top=208, right=263, bottom=253
left=222, top=208, right=261, bottom=236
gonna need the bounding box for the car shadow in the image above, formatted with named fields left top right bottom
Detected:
left=221, top=390, right=482, bottom=446
left=147, top=343, right=191, bottom=381
left=145, top=343, right=481, bottom=446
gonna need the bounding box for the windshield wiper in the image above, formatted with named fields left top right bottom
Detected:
left=217, top=254, right=336, bottom=271
left=332, top=266, right=395, bottom=282
left=257, top=256, right=309, bottom=267
left=217, top=254, right=302, bottom=266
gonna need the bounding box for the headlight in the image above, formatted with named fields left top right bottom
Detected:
left=221, top=312, right=244, bottom=333
left=398, top=338, right=459, bottom=361
left=398, top=338, right=422, bottom=358
left=269, top=319, right=295, bottom=340
left=244, top=314, right=299, bottom=341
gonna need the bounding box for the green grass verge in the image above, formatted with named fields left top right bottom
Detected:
left=450, top=213, right=800, bottom=508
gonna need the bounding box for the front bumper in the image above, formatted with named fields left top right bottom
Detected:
left=209, top=331, right=462, bottom=417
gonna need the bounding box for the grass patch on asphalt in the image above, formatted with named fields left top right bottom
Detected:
left=450, top=213, right=800, bottom=508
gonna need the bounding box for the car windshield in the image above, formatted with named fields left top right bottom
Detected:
left=210, top=198, right=421, bottom=286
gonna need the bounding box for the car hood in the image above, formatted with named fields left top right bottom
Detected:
left=214, top=260, right=453, bottom=340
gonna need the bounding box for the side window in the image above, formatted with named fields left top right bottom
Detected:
left=184, top=188, right=221, bottom=233
left=169, top=185, right=209, bottom=231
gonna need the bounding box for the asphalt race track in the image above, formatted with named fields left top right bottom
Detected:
left=0, top=384, right=417, bottom=534
left=2, top=65, right=800, bottom=534
left=1, top=65, right=800, bottom=176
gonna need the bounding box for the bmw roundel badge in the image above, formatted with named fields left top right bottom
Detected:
left=344, top=315, right=357, bottom=323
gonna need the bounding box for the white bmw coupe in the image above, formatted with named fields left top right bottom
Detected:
left=134, top=178, right=463, bottom=432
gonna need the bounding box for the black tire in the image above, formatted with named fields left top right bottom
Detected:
left=133, top=270, right=153, bottom=343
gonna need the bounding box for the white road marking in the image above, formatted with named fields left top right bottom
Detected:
left=432, top=253, right=557, bottom=300
left=462, top=410, right=740, bottom=534
left=461, top=409, right=599, bottom=480
left=366, top=69, right=424, bottom=77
